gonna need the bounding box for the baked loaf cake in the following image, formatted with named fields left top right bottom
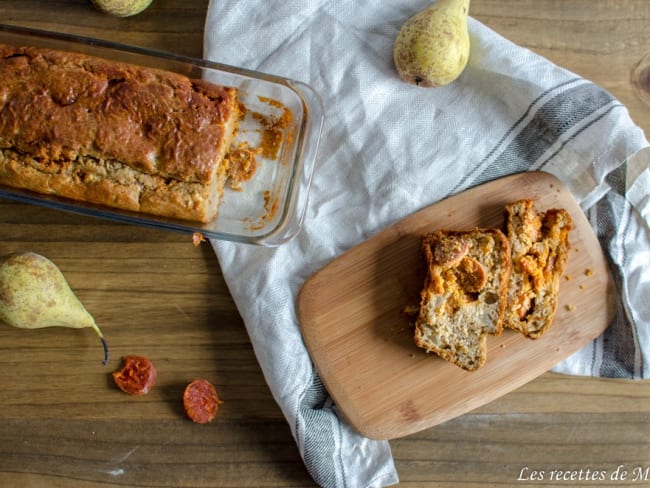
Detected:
left=0, top=44, right=240, bottom=223
left=414, top=229, right=511, bottom=371
left=504, top=199, right=573, bottom=338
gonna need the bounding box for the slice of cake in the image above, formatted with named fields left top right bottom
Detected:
left=414, top=228, right=511, bottom=371
left=504, top=199, right=573, bottom=339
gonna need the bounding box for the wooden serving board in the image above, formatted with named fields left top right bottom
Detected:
left=297, top=172, right=616, bottom=440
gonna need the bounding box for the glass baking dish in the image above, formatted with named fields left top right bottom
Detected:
left=0, top=24, right=324, bottom=246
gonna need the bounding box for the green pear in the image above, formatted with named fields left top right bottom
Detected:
left=0, top=252, right=108, bottom=364
left=393, top=0, right=471, bottom=87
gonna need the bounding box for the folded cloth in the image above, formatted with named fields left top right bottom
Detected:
left=204, top=1, right=650, bottom=486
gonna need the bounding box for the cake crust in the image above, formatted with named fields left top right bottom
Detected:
left=0, top=44, right=240, bottom=222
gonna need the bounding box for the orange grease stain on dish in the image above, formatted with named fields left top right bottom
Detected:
left=263, top=189, right=279, bottom=221
left=253, top=96, right=294, bottom=161
left=246, top=189, right=279, bottom=231
left=226, top=98, right=293, bottom=194
left=233, top=97, right=293, bottom=232
left=226, top=141, right=261, bottom=190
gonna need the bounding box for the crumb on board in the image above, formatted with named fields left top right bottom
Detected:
left=565, top=304, right=576, bottom=312
left=585, top=268, right=594, bottom=276
left=579, top=284, right=586, bottom=290
left=565, top=274, right=572, bottom=281
left=402, top=304, right=420, bottom=316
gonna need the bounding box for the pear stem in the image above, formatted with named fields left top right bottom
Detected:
left=100, top=337, right=109, bottom=365
left=90, top=322, right=109, bottom=365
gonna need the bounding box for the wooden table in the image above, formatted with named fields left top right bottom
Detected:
left=0, top=1, right=648, bottom=486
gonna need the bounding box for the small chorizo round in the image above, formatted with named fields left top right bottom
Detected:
left=183, top=379, right=222, bottom=424
left=112, top=355, right=157, bottom=395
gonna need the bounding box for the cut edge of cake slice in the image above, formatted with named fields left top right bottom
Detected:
left=414, top=228, right=511, bottom=371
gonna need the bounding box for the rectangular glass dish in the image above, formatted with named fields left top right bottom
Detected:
left=0, top=24, right=324, bottom=246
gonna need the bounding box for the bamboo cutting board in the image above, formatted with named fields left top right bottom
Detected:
left=297, top=172, right=616, bottom=440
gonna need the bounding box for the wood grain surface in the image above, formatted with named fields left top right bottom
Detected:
left=0, top=1, right=648, bottom=487
left=299, top=173, right=616, bottom=439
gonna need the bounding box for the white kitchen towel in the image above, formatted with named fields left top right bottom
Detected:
left=204, top=1, right=650, bottom=486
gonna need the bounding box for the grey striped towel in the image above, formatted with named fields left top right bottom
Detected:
left=205, top=1, right=649, bottom=486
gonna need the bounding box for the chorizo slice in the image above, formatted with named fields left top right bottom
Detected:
left=112, top=355, right=157, bottom=395
left=183, top=379, right=221, bottom=424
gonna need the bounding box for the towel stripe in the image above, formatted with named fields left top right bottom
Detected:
left=296, top=372, right=344, bottom=488
left=452, top=80, right=617, bottom=194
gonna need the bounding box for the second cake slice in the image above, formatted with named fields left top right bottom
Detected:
left=504, top=199, right=573, bottom=339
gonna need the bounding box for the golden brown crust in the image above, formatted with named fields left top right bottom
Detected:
left=0, top=44, right=240, bottom=222
left=504, top=199, right=573, bottom=339
left=414, top=228, right=511, bottom=371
